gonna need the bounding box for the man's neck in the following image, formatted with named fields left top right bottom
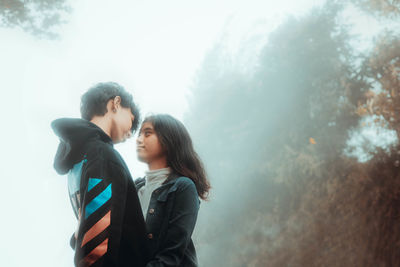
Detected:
left=90, top=116, right=112, bottom=138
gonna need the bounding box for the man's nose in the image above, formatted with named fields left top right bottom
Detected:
left=126, top=131, right=132, bottom=139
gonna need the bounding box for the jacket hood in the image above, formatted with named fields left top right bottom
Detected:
left=51, top=118, right=113, bottom=175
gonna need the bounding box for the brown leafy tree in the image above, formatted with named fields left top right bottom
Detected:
left=185, top=1, right=400, bottom=266
left=351, top=0, right=400, bottom=18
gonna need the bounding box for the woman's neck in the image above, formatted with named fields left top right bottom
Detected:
left=148, top=157, right=168, bottom=170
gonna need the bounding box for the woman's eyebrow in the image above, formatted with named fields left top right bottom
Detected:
left=141, top=127, right=153, bottom=132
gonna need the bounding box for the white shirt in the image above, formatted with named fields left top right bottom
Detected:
left=138, top=167, right=171, bottom=220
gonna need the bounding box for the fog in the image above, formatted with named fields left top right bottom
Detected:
left=1, top=0, right=399, bottom=266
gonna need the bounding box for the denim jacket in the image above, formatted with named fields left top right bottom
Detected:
left=135, top=173, right=201, bottom=267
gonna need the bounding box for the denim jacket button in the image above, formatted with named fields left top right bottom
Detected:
left=148, top=233, right=153, bottom=239
left=149, top=208, right=155, bottom=214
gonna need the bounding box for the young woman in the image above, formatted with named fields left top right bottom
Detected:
left=135, top=114, right=211, bottom=267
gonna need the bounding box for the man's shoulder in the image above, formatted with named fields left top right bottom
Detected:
left=85, top=141, right=124, bottom=167
left=83, top=143, right=133, bottom=183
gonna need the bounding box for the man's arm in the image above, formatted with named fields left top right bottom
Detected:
left=74, top=158, right=129, bottom=266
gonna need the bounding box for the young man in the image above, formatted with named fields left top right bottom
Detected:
left=51, top=82, right=149, bottom=267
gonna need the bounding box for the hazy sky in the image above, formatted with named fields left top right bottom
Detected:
left=0, top=0, right=390, bottom=266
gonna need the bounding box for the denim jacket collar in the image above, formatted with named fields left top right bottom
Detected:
left=135, top=172, right=181, bottom=202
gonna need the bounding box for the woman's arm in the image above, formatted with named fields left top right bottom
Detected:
left=146, top=180, right=200, bottom=267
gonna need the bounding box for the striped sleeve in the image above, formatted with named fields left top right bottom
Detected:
left=74, top=159, right=128, bottom=266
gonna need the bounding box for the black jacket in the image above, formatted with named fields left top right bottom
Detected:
left=52, top=118, right=150, bottom=267
left=135, top=174, right=200, bottom=267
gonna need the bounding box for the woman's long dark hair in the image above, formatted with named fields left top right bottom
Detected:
left=143, top=114, right=211, bottom=200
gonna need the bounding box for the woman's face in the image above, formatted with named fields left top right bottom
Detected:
left=136, top=121, right=165, bottom=164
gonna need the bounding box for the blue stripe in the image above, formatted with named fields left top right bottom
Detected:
left=88, top=178, right=102, bottom=192
left=68, top=159, right=85, bottom=194
left=85, top=184, right=112, bottom=219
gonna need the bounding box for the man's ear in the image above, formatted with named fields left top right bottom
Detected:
left=112, top=96, right=122, bottom=110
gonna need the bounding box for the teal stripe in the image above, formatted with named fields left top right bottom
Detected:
left=88, top=178, right=102, bottom=192
left=85, top=184, right=112, bottom=219
left=68, top=159, right=85, bottom=194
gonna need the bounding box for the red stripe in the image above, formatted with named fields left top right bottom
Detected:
left=79, top=238, right=108, bottom=266
left=81, top=211, right=111, bottom=247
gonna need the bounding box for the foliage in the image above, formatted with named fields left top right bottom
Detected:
left=351, top=0, right=400, bottom=18
left=185, top=1, right=400, bottom=266
left=0, top=0, right=71, bottom=38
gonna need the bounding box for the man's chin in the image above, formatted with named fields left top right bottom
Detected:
left=112, top=138, right=126, bottom=144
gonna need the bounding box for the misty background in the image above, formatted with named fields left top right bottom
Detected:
left=1, top=0, right=400, bottom=266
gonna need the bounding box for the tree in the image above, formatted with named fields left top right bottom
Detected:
left=0, top=0, right=71, bottom=38
left=185, top=0, right=400, bottom=266
left=351, top=0, right=400, bottom=18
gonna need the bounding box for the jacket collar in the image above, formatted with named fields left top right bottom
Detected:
left=135, top=172, right=180, bottom=188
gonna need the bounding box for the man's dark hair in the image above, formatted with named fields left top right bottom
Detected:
left=80, top=82, right=141, bottom=133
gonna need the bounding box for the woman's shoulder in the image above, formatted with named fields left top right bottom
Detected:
left=174, top=176, right=194, bottom=184
left=172, top=177, right=200, bottom=206
left=171, top=176, right=197, bottom=194
left=158, top=175, right=200, bottom=204
left=172, top=176, right=195, bottom=187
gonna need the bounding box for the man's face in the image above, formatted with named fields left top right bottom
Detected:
left=110, top=106, right=134, bottom=143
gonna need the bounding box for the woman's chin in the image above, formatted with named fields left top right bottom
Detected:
left=136, top=155, right=148, bottom=163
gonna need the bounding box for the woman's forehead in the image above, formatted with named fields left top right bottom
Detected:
left=140, top=121, right=154, bottom=131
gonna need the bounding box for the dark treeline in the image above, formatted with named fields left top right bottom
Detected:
left=184, top=1, right=400, bottom=266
